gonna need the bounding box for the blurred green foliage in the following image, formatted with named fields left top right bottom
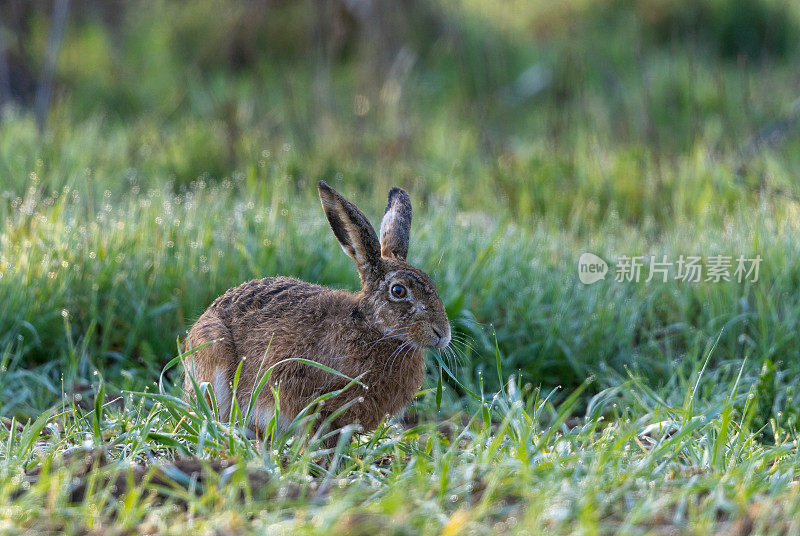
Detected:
left=1, top=0, right=800, bottom=420
left=3, top=3, right=800, bottom=532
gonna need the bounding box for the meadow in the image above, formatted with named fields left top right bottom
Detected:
left=2, top=0, right=800, bottom=533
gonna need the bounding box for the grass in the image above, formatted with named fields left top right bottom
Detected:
left=4, top=0, right=800, bottom=532
left=3, top=342, right=800, bottom=534
left=3, top=150, right=800, bottom=416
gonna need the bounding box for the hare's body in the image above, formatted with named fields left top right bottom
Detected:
left=184, top=182, right=450, bottom=441
left=185, top=276, right=425, bottom=433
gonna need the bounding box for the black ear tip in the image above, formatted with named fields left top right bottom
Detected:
left=318, top=180, right=329, bottom=189
left=388, top=187, right=409, bottom=201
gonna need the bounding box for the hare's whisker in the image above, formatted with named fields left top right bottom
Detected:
left=450, top=347, right=465, bottom=370
left=439, top=346, right=456, bottom=372
left=366, top=326, right=411, bottom=342
left=449, top=342, right=475, bottom=357
left=441, top=347, right=456, bottom=373
left=382, top=341, right=411, bottom=376
left=450, top=340, right=475, bottom=357
left=396, top=345, right=417, bottom=374
left=455, top=317, right=489, bottom=328
left=389, top=343, right=413, bottom=376
left=365, top=330, right=412, bottom=349
left=451, top=332, right=475, bottom=344
left=448, top=335, right=474, bottom=351
left=393, top=342, right=417, bottom=375
left=390, top=343, right=417, bottom=377
left=450, top=333, right=476, bottom=349
left=444, top=345, right=467, bottom=370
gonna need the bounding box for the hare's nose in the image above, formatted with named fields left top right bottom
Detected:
left=432, top=325, right=451, bottom=349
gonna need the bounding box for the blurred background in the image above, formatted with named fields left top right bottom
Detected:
left=2, top=0, right=800, bottom=420
left=4, top=0, right=799, bottom=208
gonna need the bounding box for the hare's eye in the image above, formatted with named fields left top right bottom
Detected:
left=390, top=284, right=407, bottom=299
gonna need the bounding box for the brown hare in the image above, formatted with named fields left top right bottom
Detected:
left=184, top=181, right=451, bottom=442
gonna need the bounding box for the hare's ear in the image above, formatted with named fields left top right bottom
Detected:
left=379, top=187, right=412, bottom=260
left=318, top=181, right=381, bottom=278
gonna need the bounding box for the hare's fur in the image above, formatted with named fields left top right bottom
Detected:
left=184, top=182, right=450, bottom=438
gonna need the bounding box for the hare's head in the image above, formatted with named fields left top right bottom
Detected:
left=318, top=181, right=451, bottom=349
